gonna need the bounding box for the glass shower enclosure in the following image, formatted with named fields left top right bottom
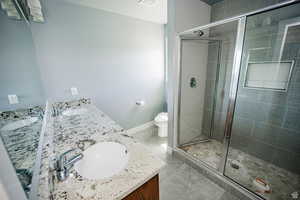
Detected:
left=175, top=2, right=300, bottom=200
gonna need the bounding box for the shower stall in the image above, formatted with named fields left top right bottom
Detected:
left=175, top=1, right=300, bottom=200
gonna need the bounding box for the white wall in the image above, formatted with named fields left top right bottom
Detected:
left=167, top=0, right=211, bottom=147
left=64, top=0, right=167, bottom=24
left=179, top=40, right=209, bottom=144
left=31, top=0, right=165, bottom=129
left=174, top=0, right=211, bottom=32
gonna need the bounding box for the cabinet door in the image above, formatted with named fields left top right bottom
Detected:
left=123, top=175, right=159, bottom=200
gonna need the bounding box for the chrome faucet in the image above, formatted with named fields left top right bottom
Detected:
left=56, top=149, right=83, bottom=181
left=52, top=106, right=59, bottom=117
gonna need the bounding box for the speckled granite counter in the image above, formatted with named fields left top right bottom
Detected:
left=0, top=106, right=44, bottom=193
left=0, top=106, right=44, bottom=170
left=37, top=99, right=165, bottom=200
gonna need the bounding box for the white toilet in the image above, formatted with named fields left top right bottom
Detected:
left=154, top=112, right=168, bottom=137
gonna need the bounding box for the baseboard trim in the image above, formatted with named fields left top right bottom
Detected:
left=125, top=121, right=155, bottom=136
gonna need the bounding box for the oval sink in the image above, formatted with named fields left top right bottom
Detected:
left=62, top=108, right=87, bottom=116
left=74, top=142, right=129, bottom=180
left=1, top=117, right=38, bottom=131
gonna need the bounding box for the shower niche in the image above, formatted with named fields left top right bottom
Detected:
left=243, top=61, right=294, bottom=91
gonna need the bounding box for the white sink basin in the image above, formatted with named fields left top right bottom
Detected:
left=1, top=117, right=38, bottom=131
left=62, top=108, right=87, bottom=116
left=74, top=142, right=129, bottom=180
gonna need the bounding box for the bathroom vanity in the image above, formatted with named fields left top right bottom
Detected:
left=36, top=99, right=164, bottom=200
left=123, top=175, right=159, bottom=200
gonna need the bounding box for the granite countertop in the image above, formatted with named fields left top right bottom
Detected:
left=0, top=106, right=44, bottom=170
left=41, top=100, right=165, bottom=200
left=0, top=106, right=44, bottom=194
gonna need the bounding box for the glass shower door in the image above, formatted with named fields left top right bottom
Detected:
left=178, top=20, right=239, bottom=170
left=224, top=3, right=300, bottom=200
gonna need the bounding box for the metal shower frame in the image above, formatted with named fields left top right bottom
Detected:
left=173, top=0, right=300, bottom=200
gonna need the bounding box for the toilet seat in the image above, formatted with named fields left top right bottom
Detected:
left=155, top=113, right=168, bottom=122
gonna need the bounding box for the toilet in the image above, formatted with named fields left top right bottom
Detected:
left=154, top=112, right=168, bottom=137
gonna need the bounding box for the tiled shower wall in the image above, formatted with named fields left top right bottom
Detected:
left=207, top=2, right=300, bottom=173
left=201, top=22, right=238, bottom=142
left=179, top=40, right=210, bottom=145
left=231, top=20, right=300, bottom=173
left=201, top=41, right=220, bottom=138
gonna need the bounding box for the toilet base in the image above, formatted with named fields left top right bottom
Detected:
left=157, top=125, right=168, bottom=137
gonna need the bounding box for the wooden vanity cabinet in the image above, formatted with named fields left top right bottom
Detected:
left=122, top=175, right=159, bottom=200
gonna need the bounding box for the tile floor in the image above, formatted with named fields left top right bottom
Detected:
left=133, top=127, right=241, bottom=200
left=180, top=139, right=300, bottom=200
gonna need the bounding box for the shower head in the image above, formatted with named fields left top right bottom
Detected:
left=193, top=30, right=204, bottom=37
left=181, top=30, right=222, bottom=42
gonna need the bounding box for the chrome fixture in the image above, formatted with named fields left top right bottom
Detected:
left=193, top=30, right=204, bottom=37
left=52, top=106, right=59, bottom=117
left=56, top=149, right=83, bottom=181
left=189, top=77, right=197, bottom=88
left=76, top=139, right=96, bottom=151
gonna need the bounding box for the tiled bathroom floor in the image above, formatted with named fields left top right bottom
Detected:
left=134, top=128, right=241, bottom=200
left=181, top=139, right=300, bottom=200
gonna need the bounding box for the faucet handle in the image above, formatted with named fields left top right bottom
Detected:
left=76, top=139, right=96, bottom=151
left=62, top=148, right=77, bottom=156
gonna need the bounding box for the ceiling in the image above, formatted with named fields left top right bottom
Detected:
left=65, top=0, right=167, bottom=24
left=200, top=0, right=224, bottom=5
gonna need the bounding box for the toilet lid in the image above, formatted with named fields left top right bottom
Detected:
left=155, top=113, right=168, bottom=122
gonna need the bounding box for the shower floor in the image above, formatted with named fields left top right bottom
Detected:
left=181, top=139, right=223, bottom=169
left=180, top=139, right=300, bottom=200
